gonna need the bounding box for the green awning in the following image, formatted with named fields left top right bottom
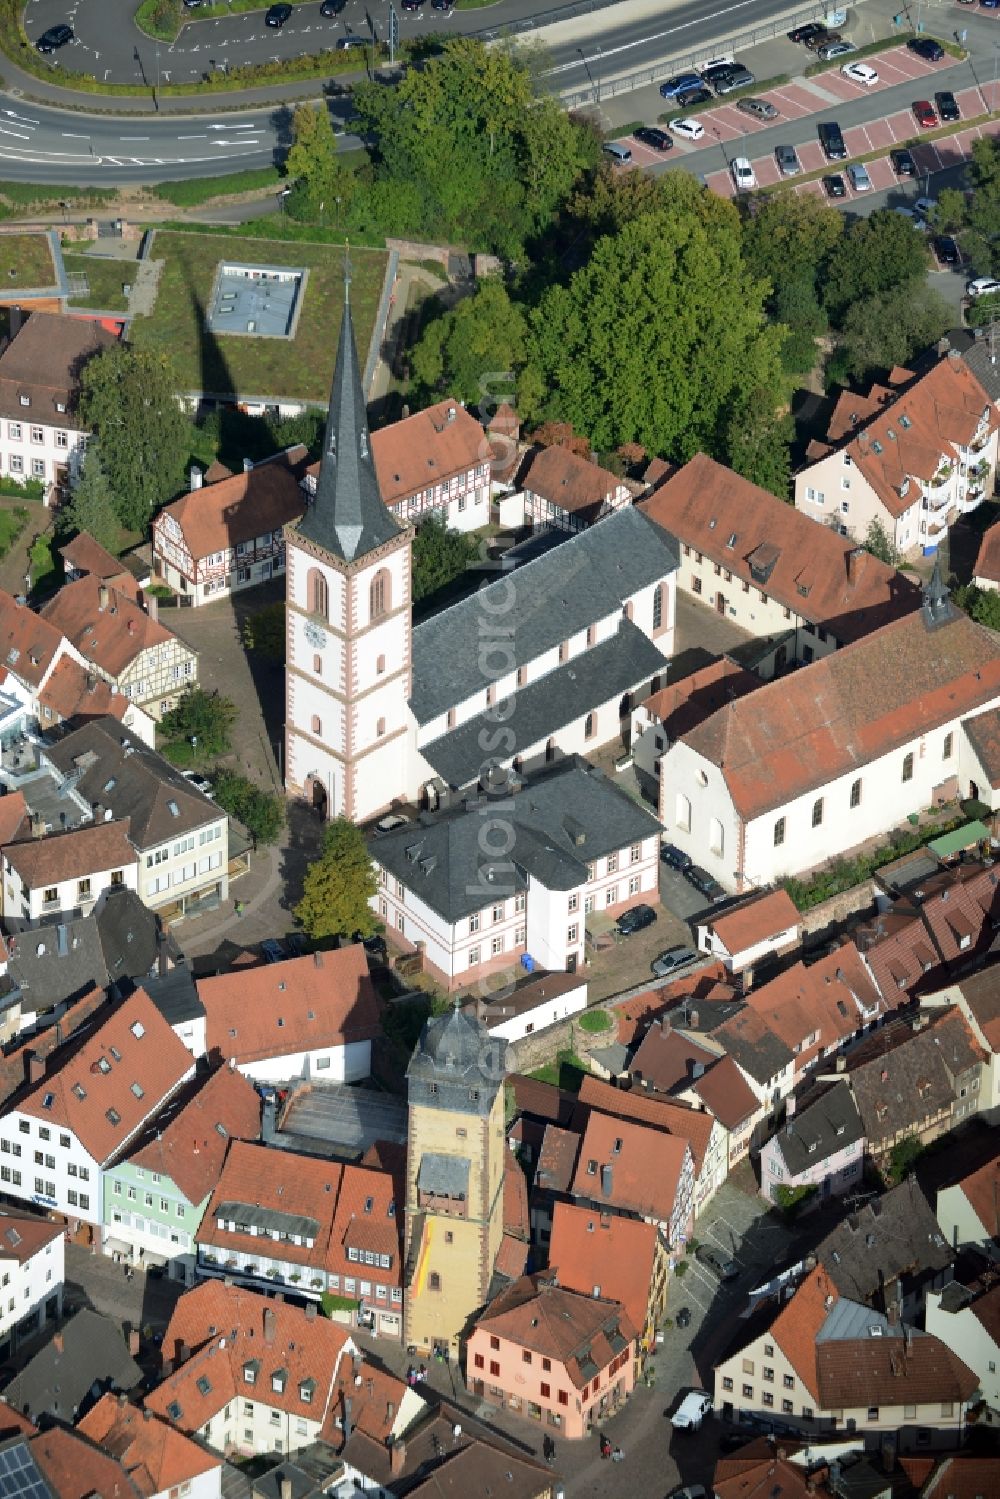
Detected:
left=929, top=820, right=991, bottom=858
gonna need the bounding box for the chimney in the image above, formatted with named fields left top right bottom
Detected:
left=142, top=1406, right=151, bottom=1421
left=243, top=457, right=254, bottom=473
left=846, top=546, right=863, bottom=584
left=156, top=926, right=168, bottom=978
left=263, top=1307, right=276, bottom=1345
left=117, top=1393, right=126, bottom=1407
left=389, top=1438, right=406, bottom=1475
left=688, top=1008, right=699, bottom=1028
left=98, top=584, right=109, bottom=611
left=26, top=1052, right=44, bottom=1085
left=280, top=1482, right=293, bottom=1499
left=53, top=1333, right=63, bottom=1355
left=9, top=306, right=22, bottom=337
left=176, top=1338, right=189, bottom=1365
left=601, top=1164, right=613, bottom=1198
left=189, top=465, right=203, bottom=491
left=836, top=1054, right=847, bottom=1073
left=128, top=1328, right=140, bottom=1356
left=305, top=1301, right=317, bottom=1321
left=343, top=1394, right=353, bottom=1445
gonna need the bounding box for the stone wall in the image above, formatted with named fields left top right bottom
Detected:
left=799, top=878, right=877, bottom=946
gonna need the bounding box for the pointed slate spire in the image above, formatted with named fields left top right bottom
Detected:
left=922, top=554, right=956, bottom=630
left=297, top=256, right=402, bottom=563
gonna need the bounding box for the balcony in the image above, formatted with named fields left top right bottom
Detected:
left=930, top=464, right=953, bottom=489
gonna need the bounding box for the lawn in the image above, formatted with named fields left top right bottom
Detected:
left=132, top=230, right=388, bottom=403
left=0, top=505, right=28, bottom=558
left=528, top=1049, right=590, bottom=1092
left=0, top=234, right=56, bottom=292
left=63, top=253, right=132, bottom=313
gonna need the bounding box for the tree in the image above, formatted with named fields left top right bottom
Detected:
left=284, top=103, right=355, bottom=222
left=742, top=192, right=844, bottom=292
left=295, top=817, right=378, bottom=940
left=837, top=282, right=951, bottom=382
left=57, top=442, right=120, bottom=554
left=956, top=583, right=1000, bottom=632
left=159, top=686, right=237, bottom=759
left=823, top=210, right=930, bottom=324
left=863, top=517, right=901, bottom=567
left=410, top=281, right=527, bottom=408
left=722, top=389, right=793, bottom=499
left=772, top=275, right=827, bottom=376
left=211, top=770, right=285, bottom=848
left=522, top=201, right=784, bottom=460
left=241, top=602, right=286, bottom=661
left=412, top=515, right=480, bottom=603
left=79, top=345, right=190, bottom=531
left=930, top=187, right=967, bottom=233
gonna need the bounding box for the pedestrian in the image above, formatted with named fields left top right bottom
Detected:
left=418, top=1364, right=427, bottom=1382
left=600, top=1434, right=611, bottom=1459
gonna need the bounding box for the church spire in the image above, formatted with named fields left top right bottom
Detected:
left=297, top=265, right=402, bottom=564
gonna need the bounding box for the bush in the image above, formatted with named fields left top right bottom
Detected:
left=160, top=739, right=198, bottom=768
left=322, top=1291, right=360, bottom=1316
left=0, top=477, right=43, bottom=500
left=774, top=1183, right=818, bottom=1218
left=780, top=811, right=966, bottom=910
left=886, top=1135, right=924, bottom=1185
left=578, top=1009, right=612, bottom=1034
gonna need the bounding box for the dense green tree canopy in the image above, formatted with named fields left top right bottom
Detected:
left=57, top=442, right=120, bottom=555
left=295, top=817, right=378, bottom=940
left=822, top=210, right=929, bottom=322
left=410, top=280, right=527, bottom=407
left=79, top=345, right=189, bottom=531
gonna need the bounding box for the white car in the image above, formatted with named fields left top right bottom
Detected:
left=669, top=117, right=705, bottom=141
left=731, top=156, right=757, bottom=191
left=968, top=277, right=1000, bottom=297
left=842, top=61, right=878, bottom=85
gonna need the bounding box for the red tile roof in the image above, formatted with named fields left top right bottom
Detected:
left=127, top=1063, right=260, bottom=1206
left=42, top=578, right=186, bottom=682
left=641, top=453, right=921, bottom=640
left=370, top=400, right=488, bottom=508
left=628, top=1022, right=719, bottom=1095
left=714, top=1449, right=817, bottom=1499
left=534, top=1123, right=581, bottom=1195
left=825, top=381, right=901, bottom=443
left=682, top=606, right=1000, bottom=821
left=37, top=655, right=130, bottom=729
left=29, top=1426, right=140, bottom=1499
left=321, top=1355, right=415, bottom=1449
left=0, top=312, right=117, bottom=429
left=746, top=944, right=887, bottom=1072
left=475, top=1274, right=637, bottom=1388
left=0, top=790, right=27, bottom=847
left=0, top=984, right=107, bottom=1111
left=521, top=444, right=626, bottom=523
left=974, top=520, right=1000, bottom=585
left=611, top=966, right=732, bottom=1046
left=638, top=658, right=762, bottom=742
left=503, top=1152, right=530, bottom=1241
left=770, top=1264, right=839, bottom=1402
left=0, top=592, right=67, bottom=689
left=59, top=532, right=128, bottom=583
left=575, top=1074, right=714, bottom=1174
left=198, top=946, right=381, bottom=1066
left=78, top=1394, right=219, bottom=1494
left=0, top=1210, right=62, bottom=1265
left=707, top=889, right=800, bottom=960
left=963, top=707, right=1000, bottom=788
left=570, top=1109, right=690, bottom=1222
left=816, top=1332, right=977, bottom=1409
left=155, top=446, right=308, bottom=562
left=494, top=1234, right=530, bottom=1282
left=548, top=1200, right=658, bottom=1335
left=951, top=1154, right=1000, bottom=1239
left=15, top=989, right=194, bottom=1164
left=3, top=818, right=135, bottom=889
left=691, top=1056, right=760, bottom=1132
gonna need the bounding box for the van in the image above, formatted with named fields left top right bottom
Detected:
left=818, top=121, right=847, bottom=160
left=672, top=1391, right=713, bottom=1431
left=603, top=142, right=632, bottom=164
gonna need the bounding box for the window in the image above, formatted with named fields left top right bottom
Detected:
left=653, top=584, right=664, bottom=630
left=867, top=1406, right=879, bottom=1423
left=606, top=851, right=619, bottom=875
left=308, top=569, right=329, bottom=621
left=743, top=1384, right=753, bottom=1399
left=474, top=1353, right=485, bottom=1369
left=676, top=793, right=691, bottom=833
left=568, top=925, right=578, bottom=943
left=491, top=936, right=503, bottom=956
left=902, top=752, right=914, bottom=783
left=428, top=1272, right=441, bottom=1291
left=773, top=817, right=785, bottom=847
left=782, top=1400, right=794, bottom=1414
left=811, top=798, right=823, bottom=828
left=376, top=717, right=386, bottom=737
left=762, top=1391, right=774, bottom=1407
left=783, top=1374, right=795, bottom=1390
left=522, top=1350, right=532, bottom=1365
left=376, top=653, right=385, bottom=675
left=584, top=712, right=596, bottom=740
left=490, top=1361, right=500, bottom=1377
left=943, top=732, right=953, bottom=759
left=850, top=778, right=862, bottom=809
left=370, top=568, right=391, bottom=619
left=42, top=887, right=57, bottom=906
left=311, top=714, right=322, bottom=736
left=709, top=818, right=724, bottom=857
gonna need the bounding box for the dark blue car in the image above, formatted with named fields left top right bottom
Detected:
left=659, top=72, right=703, bottom=99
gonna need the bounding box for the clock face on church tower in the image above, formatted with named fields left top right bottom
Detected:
left=304, top=618, right=326, bottom=650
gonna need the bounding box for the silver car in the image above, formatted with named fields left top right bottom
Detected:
left=775, top=144, right=801, bottom=176
left=847, top=162, right=872, bottom=192
left=736, top=96, right=779, bottom=120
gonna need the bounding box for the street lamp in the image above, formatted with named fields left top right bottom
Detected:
left=712, top=126, right=730, bottom=171
left=577, top=47, right=601, bottom=107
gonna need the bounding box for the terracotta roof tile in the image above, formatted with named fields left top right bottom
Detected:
left=570, top=1109, right=690, bottom=1221
left=826, top=381, right=900, bottom=443
left=0, top=1210, right=63, bottom=1265
left=78, top=1394, right=219, bottom=1494
left=707, top=889, right=800, bottom=959
left=41, top=578, right=185, bottom=682
left=503, top=1152, right=530, bottom=1240
left=816, top=1333, right=977, bottom=1409
left=548, top=1200, right=658, bottom=1335
left=770, top=1264, right=839, bottom=1401
left=59, top=532, right=128, bottom=582
left=0, top=312, right=116, bottom=429
left=494, top=1234, right=530, bottom=1282
left=611, top=967, right=732, bottom=1046
left=638, top=658, right=762, bottom=742
left=521, top=445, right=627, bottom=523
left=974, top=520, right=1000, bottom=584
left=0, top=591, right=67, bottom=689
left=628, top=1023, right=720, bottom=1095
left=37, top=654, right=130, bottom=728
left=641, top=453, right=920, bottom=640
left=127, top=1064, right=260, bottom=1206
left=963, top=706, right=1000, bottom=788
left=746, top=944, right=887, bottom=1072
left=0, top=791, right=27, bottom=847
left=713, top=1450, right=816, bottom=1499
left=3, top=817, right=135, bottom=888
left=534, top=1123, right=580, bottom=1194
left=476, top=1273, right=637, bottom=1385
left=917, top=1454, right=1000, bottom=1498
left=0, top=984, right=106, bottom=1111
left=155, top=447, right=308, bottom=562
left=330, top=1160, right=403, bottom=1284
left=691, top=1055, right=760, bottom=1131
left=575, top=1074, right=714, bottom=1173
left=198, top=946, right=381, bottom=1066
left=370, top=400, right=488, bottom=508
left=951, top=1153, right=1000, bottom=1239
left=30, top=1426, right=141, bottom=1499
left=956, top=964, right=1000, bottom=1051
left=321, top=1355, right=415, bottom=1448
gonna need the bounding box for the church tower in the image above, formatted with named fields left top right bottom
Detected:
left=284, top=276, right=413, bottom=823
left=403, top=1006, right=507, bottom=1356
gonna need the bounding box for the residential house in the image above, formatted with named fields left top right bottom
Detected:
left=816, top=1177, right=954, bottom=1322
left=366, top=398, right=491, bottom=533
left=658, top=578, right=1000, bottom=893
left=0, top=984, right=108, bottom=1116
left=28, top=1423, right=202, bottom=1499
left=713, top=1443, right=892, bottom=1499
left=148, top=1280, right=357, bottom=1460
left=153, top=448, right=310, bottom=605
left=713, top=1006, right=796, bottom=1109
left=1, top=819, right=138, bottom=925
left=1, top=1306, right=140, bottom=1423
left=57, top=531, right=134, bottom=589
left=195, top=1140, right=404, bottom=1339
left=695, top=888, right=801, bottom=988
left=43, top=718, right=230, bottom=919
left=898, top=1453, right=1000, bottom=1496
left=686, top=1054, right=762, bottom=1169
left=320, top=1351, right=427, bottom=1459
left=974, top=512, right=1000, bottom=591
left=465, top=1272, right=637, bottom=1440
left=643, top=452, right=921, bottom=661
left=0, top=1211, right=63, bottom=1362
left=936, top=1154, right=1000, bottom=1249
left=41, top=576, right=197, bottom=722
left=759, top=1083, right=865, bottom=1207
left=0, top=312, right=117, bottom=503
left=926, top=1270, right=1000, bottom=1416
left=530, top=1122, right=582, bottom=1248
left=568, top=1109, right=694, bottom=1248
left=197, top=945, right=381, bottom=1082
left=0, top=988, right=195, bottom=1245
left=515, top=444, right=631, bottom=533
left=36, top=653, right=153, bottom=745
left=713, top=1264, right=978, bottom=1435
left=102, top=1062, right=261, bottom=1281
left=745, top=945, right=889, bottom=1087
left=371, top=757, right=663, bottom=990
left=80, top=1395, right=224, bottom=1498
left=463, top=972, right=588, bottom=1044
left=920, top=963, right=1000, bottom=1121
left=794, top=353, right=1000, bottom=556
left=547, top=1199, right=668, bottom=1361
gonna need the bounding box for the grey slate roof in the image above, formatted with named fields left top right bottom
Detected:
left=44, top=717, right=219, bottom=849
left=96, top=887, right=172, bottom=987
left=714, top=1006, right=795, bottom=1086
left=410, top=507, right=679, bottom=724
left=6, top=917, right=107, bottom=1012
left=816, top=1176, right=953, bottom=1306
left=373, top=757, right=662, bottom=924
left=418, top=1152, right=470, bottom=1197
left=295, top=301, right=403, bottom=564
left=142, top=962, right=204, bottom=1028
left=773, top=1082, right=864, bottom=1177
left=847, top=1012, right=980, bottom=1141
left=420, top=619, right=668, bottom=789
left=961, top=335, right=1000, bottom=404
left=407, top=1005, right=505, bottom=1117
left=2, top=1308, right=141, bottom=1423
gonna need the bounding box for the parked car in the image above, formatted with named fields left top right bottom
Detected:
left=891, top=148, right=917, bottom=176
left=401, top=0, right=425, bottom=10
left=714, top=67, right=754, bottom=95
left=731, top=156, right=757, bottom=191
left=616, top=903, right=657, bottom=936
left=36, top=23, right=73, bottom=51
left=909, top=36, right=944, bottom=61
left=842, top=61, right=878, bottom=85
left=375, top=812, right=410, bottom=834
left=320, top=0, right=346, bottom=12
left=823, top=173, right=847, bottom=198
left=660, top=72, right=703, bottom=98
left=700, top=62, right=735, bottom=85
left=935, top=234, right=960, bottom=264
left=695, top=1244, right=739, bottom=1280
left=181, top=771, right=213, bottom=796
left=651, top=945, right=698, bottom=977
left=817, top=40, right=855, bottom=60
left=913, top=99, right=938, bottom=128
left=660, top=842, right=693, bottom=871
left=634, top=125, right=673, bottom=151
left=936, top=90, right=960, bottom=121
left=285, top=932, right=307, bottom=956
left=260, top=939, right=286, bottom=964
left=671, top=1391, right=713, bottom=1431
left=669, top=117, right=706, bottom=141
left=675, top=1305, right=692, bottom=1328
left=803, top=26, right=837, bottom=50
left=336, top=34, right=367, bottom=46
left=915, top=196, right=937, bottom=219
left=847, top=162, right=872, bottom=192
left=685, top=865, right=727, bottom=903
left=667, top=1488, right=707, bottom=1499
left=818, top=121, right=847, bottom=160
left=676, top=86, right=713, bottom=108
left=893, top=206, right=928, bottom=231
left=602, top=142, right=632, bottom=164
left=431, top=0, right=454, bottom=9
left=969, top=277, right=1000, bottom=297
left=775, top=144, right=801, bottom=176
left=265, top=3, right=293, bottom=23
left=789, top=22, right=826, bottom=42
left=736, top=97, right=779, bottom=120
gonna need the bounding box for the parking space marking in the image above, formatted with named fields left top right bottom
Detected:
left=866, top=155, right=898, bottom=191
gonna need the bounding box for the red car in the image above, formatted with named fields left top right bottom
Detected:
left=913, top=99, right=938, bottom=128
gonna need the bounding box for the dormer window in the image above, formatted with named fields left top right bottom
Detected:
left=726, top=533, right=737, bottom=548
left=19, top=396, right=29, bottom=408
left=55, top=402, right=66, bottom=414
left=272, top=1368, right=287, bottom=1393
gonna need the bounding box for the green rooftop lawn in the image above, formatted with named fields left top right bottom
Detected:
left=0, top=234, right=55, bottom=292
left=132, top=230, right=388, bottom=403
left=63, top=253, right=132, bottom=313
